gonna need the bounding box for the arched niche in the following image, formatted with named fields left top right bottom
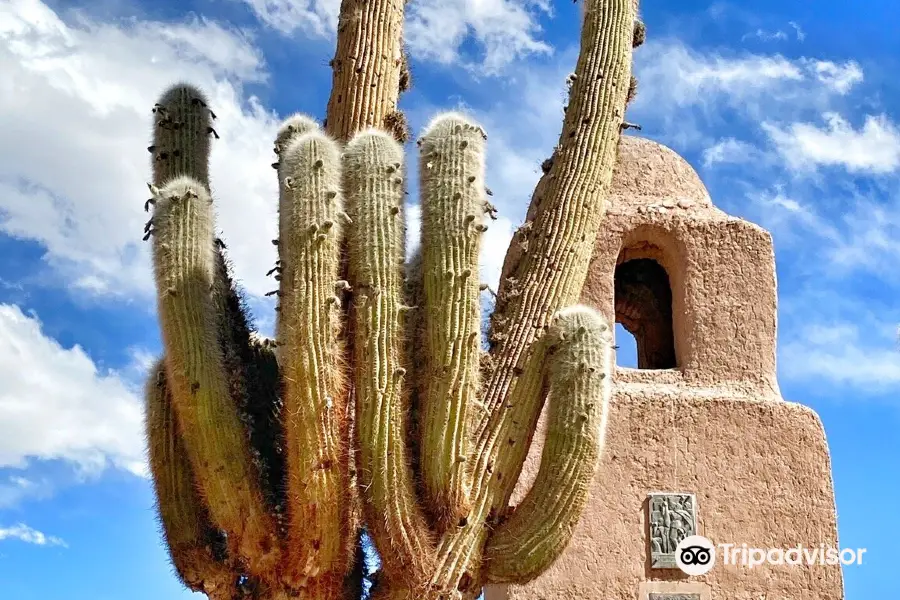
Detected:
left=614, top=225, right=686, bottom=370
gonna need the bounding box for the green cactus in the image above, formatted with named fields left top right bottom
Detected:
left=143, top=0, right=638, bottom=598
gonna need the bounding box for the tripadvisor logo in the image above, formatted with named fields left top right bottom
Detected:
left=675, top=535, right=716, bottom=576
left=674, top=535, right=866, bottom=575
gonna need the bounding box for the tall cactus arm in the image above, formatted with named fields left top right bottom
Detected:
left=276, top=131, right=353, bottom=594
left=145, top=358, right=236, bottom=600
left=431, top=0, right=636, bottom=592
left=150, top=83, right=286, bottom=581
left=482, top=307, right=613, bottom=583
left=344, top=130, right=436, bottom=585
left=482, top=0, right=635, bottom=435
left=325, top=0, right=406, bottom=141
left=417, top=113, right=487, bottom=529
left=150, top=176, right=280, bottom=579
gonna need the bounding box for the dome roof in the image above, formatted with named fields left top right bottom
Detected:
left=609, top=136, right=713, bottom=209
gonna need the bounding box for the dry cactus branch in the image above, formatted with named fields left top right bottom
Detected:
left=146, top=358, right=235, bottom=600
left=325, top=0, right=407, bottom=142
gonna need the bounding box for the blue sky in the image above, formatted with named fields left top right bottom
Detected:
left=0, top=0, right=897, bottom=598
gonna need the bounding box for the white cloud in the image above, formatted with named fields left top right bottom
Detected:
left=701, top=137, right=759, bottom=167
left=828, top=199, right=900, bottom=277
left=630, top=41, right=870, bottom=151
left=0, top=303, right=146, bottom=477
left=632, top=42, right=865, bottom=118
left=0, top=0, right=281, bottom=299
left=0, top=475, right=54, bottom=509
left=745, top=188, right=838, bottom=239
left=742, top=28, right=788, bottom=43
left=746, top=183, right=900, bottom=285
left=781, top=321, right=900, bottom=392
left=634, top=41, right=804, bottom=109
left=762, top=112, right=900, bottom=174
left=240, top=0, right=340, bottom=37
left=805, top=59, right=863, bottom=94
left=405, top=0, right=552, bottom=74
left=740, top=21, right=808, bottom=44
left=0, top=523, right=66, bottom=547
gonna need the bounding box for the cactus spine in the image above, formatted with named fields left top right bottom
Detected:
left=144, top=0, right=638, bottom=598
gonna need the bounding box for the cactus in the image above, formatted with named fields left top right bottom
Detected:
left=143, top=0, right=639, bottom=598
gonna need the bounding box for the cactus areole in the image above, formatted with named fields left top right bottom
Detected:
left=143, top=0, right=640, bottom=598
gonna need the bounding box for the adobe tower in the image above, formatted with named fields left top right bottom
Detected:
left=486, top=136, right=844, bottom=600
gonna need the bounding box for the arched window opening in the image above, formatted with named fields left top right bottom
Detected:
left=614, top=258, right=677, bottom=369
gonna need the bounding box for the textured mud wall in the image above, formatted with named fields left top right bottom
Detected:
left=580, top=136, right=780, bottom=398
left=485, top=393, right=843, bottom=600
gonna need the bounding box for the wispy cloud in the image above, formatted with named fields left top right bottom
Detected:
left=239, top=0, right=340, bottom=37
left=741, top=28, right=789, bottom=43
left=0, top=475, right=54, bottom=509
left=780, top=320, right=900, bottom=393
left=740, top=20, right=806, bottom=44
left=806, top=60, right=864, bottom=94
left=701, top=137, right=761, bottom=167
left=762, top=112, right=900, bottom=175
left=405, top=0, right=553, bottom=74
left=0, top=523, right=66, bottom=547
left=630, top=40, right=866, bottom=149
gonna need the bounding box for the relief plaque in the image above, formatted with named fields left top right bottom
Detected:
left=648, top=492, right=697, bottom=569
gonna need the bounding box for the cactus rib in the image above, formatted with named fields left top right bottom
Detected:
left=344, top=130, right=436, bottom=585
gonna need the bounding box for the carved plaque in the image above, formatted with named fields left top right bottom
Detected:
left=648, top=595, right=700, bottom=600
left=648, top=492, right=697, bottom=569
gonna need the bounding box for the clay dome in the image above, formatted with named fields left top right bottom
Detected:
left=608, top=135, right=713, bottom=209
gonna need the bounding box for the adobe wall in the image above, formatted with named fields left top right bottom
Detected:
left=485, top=390, right=844, bottom=600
